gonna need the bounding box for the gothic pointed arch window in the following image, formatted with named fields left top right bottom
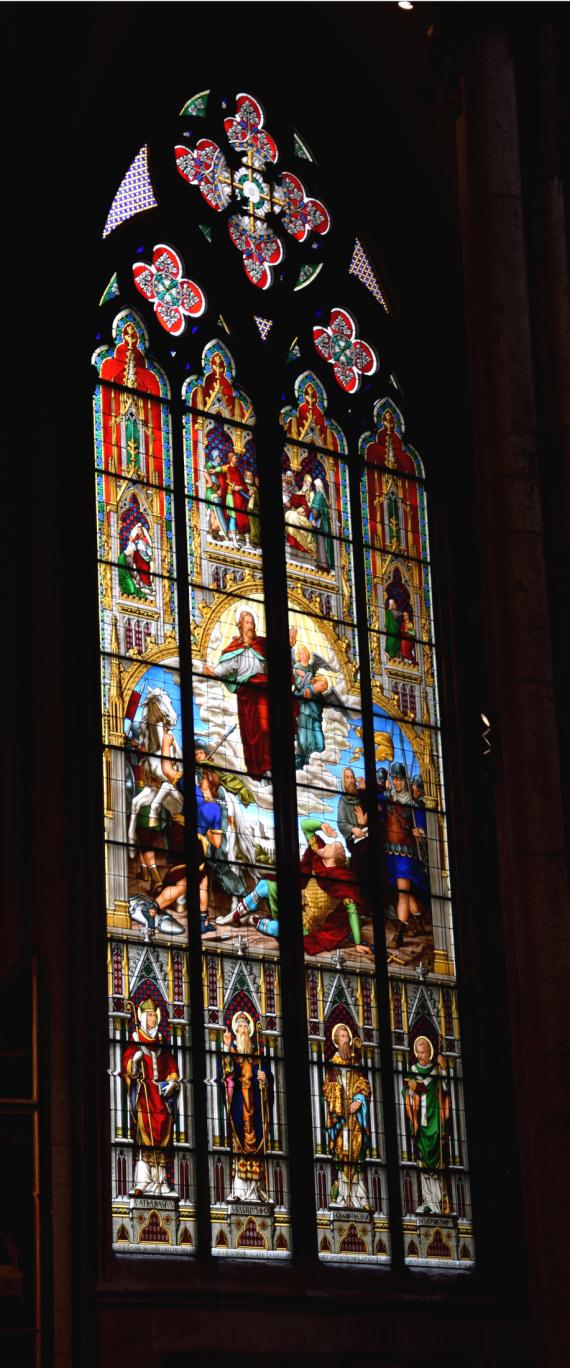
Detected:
left=94, top=86, right=474, bottom=1268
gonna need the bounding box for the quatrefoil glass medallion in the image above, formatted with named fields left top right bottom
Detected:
left=313, top=307, right=378, bottom=393
left=132, top=243, right=206, bottom=334
left=175, top=92, right=330, bottom=290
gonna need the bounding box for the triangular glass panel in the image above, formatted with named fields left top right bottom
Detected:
left=102, top=146, right=157, bottom=239
left=180, top=90, right=210, bottom=118
left=199, top=223, right=213, bottom=243
left=287, top=338, right=301, bottom=364
left=253, top=316, right=273, bottom=343
left=349, top=238, right=390, bottom=314
left=294, top=262, right=323, bottom=292
left=99, top=272, right=120, bottom=307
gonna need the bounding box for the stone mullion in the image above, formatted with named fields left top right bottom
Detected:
left=170, top=385, right=213, bottom=1262
left=253, top=373, right=319, bottom=1268
left=346, top=415, right=406, bottom=1271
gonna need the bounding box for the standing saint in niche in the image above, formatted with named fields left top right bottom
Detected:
left=122, top=1000, right=180, bottom=1197
left=323, top=1023, right=371, bottom=1210
left=219, top=1011, right=273, bottom=1203
left=403, top=1035, right=450, bottom=1214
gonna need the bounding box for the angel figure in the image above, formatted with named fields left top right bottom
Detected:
left=290, top=632, right=344, bottom=771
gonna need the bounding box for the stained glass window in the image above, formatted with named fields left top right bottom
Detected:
left=280, top=372, right=389, bottom=1261
left=359, top=400, right=473, bottom=1264
left=180, top=91, right=210, bottom=119
left=93, top=310, right=196, bottom=1253
left=175, top=91, right=330, bottom=290
left=183, top=340, right=291, bottom=1256
left=103, top=146, right=157, bottom=239
left=93, top=86, right=474, bottom=1272
left=253, top=315, right=273, bottom=342
left=349, top=238, right=390, bottom=314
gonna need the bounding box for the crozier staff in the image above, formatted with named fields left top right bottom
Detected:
left=122, top=1000, right=180, bottom=1196
left=219, top=1011, right=273, bottom=1202
left=323, top=1023, right=371, bottom=1209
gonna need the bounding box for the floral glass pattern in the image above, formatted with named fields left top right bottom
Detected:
left=175, top=92, right=330, bottom=290
left=133, top=244, right=206, bottom=335
left=313, top=308, right=378, bottom=394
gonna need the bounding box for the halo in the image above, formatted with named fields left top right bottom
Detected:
left=235, top=603, right=256, bottom=627
left=332, top=1021, right=353, bottom=1047
left=413, top=1034, right=434, bottom=1061
left=232, top=1010, right=254, bottom=1038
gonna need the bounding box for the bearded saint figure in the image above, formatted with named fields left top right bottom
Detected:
left=122, top=1000, right=180, bottom=1196
left=323, top=1023, right=371, bottom=1210
left=203, top=608, right=271, bottom=780
left=219, top=1011, right=273, bottom=1203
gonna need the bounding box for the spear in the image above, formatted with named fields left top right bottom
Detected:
left=199, top=723, right=237, bottom=763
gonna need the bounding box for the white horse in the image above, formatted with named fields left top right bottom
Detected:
left=127, top=688, right=183, bottom=855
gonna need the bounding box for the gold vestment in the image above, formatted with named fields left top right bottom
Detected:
left=323, top=1051, right=371, bottom=1173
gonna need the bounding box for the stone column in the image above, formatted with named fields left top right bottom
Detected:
left=456, top=26, right=570, bottom=1362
